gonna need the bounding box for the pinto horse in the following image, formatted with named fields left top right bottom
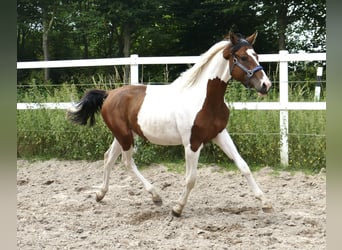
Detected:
left=68, top=31, right=273, bottom=217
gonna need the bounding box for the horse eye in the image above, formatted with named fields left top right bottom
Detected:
left=241, top=56, right=248, bottom=62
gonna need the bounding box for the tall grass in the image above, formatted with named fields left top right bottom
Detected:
left=17, top=81, right=326, bottom=172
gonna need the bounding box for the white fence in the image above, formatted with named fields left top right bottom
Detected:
left=17, top=51, right=326, bottom=165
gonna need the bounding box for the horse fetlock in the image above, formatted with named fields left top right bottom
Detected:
left=254, top=191, right=264, bottom=201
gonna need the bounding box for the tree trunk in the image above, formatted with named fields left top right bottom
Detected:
left=277, top=0, right=288, bottom=50
left=123, top=27, right=130, bottom=58
left=17, top=27, right=26, bottom=57
left=42, top=12, right=54, bottom=82
left=42, top=27, right=49, bottom=82
left=122, top=25, right=131, bottom=83
left=108, top=29, right=114, bottom=57
left=82, top=34, right=89, bottom=58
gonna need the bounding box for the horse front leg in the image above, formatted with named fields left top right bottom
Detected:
left=212, top=130, right=273, bottom=213
left=96, top=139, right=122, bottom=202
left=172, top=144, right=202, bottom=217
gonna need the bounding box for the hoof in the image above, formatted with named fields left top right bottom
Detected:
left=95, top=192, right=104, bottom=202
left=150, top=190, right=162, bottom=206
left=171, top=204, right=183, bottom=217
left=152, top=197, right=163, bottom=207
left=171, top=209, right=182, bottom=217
left=262, top=206, right=274, bottom=213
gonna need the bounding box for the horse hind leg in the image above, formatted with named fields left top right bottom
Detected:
left=212, top=130, right=273, bottom=213
left=123, top=146, right=162, bottom=206
left=172, top=144, right=201, bottom=217
left=96, top=139, right=122, bottom=202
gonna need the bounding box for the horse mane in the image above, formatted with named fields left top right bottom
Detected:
left=173, top=40, right=230, bottom=88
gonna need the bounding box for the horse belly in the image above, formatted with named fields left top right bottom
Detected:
left=137, top=106, right=183, bottom=145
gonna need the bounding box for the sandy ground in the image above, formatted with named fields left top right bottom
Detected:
left=17, top=159, right=326, bottom=249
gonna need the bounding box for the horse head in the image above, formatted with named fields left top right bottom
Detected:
left=223, top=31, right=272, bottom=95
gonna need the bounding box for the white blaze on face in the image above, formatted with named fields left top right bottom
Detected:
left=246, top=48, right=272, bottom=90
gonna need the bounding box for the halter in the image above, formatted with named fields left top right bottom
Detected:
left=230, top=56, right=264, bottom=79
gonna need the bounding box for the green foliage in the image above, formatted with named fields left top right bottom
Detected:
left=228, top=110, right=281, bottom=167
left=17, top=82, right=326, bottom=172
left=17, top=0, right=326, bottom=85
left=288, top=110, right=326, bottom=171
left=17, top=109, right=113, bottom=160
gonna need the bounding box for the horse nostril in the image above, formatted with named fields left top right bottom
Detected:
left=260, top=83, right=268, bottom=94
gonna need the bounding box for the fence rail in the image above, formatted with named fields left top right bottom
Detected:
left=17, top=51, right=326, bottom=166
left=17, top=101, right=326, bottom=111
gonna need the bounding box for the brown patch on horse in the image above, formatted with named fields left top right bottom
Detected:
left=190, top=77, right=229, bottom=152
left=101, top=85, right=147, bottom=151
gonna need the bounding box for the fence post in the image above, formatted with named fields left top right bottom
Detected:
left=130, top=54, right=139, bottom=85
left=279, top=50, right=289, bottom=166
left=314, top=66, right=323, bottom=101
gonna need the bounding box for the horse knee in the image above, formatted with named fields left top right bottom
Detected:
left=235, top=159, right=252, bottom=176
left=186, top=179, right=195, bottom=191
left=104, top=149, right=110, bottom=162
left=186, top=172, right=197, bottom=190
left=241, top=167, right=252, bottom=177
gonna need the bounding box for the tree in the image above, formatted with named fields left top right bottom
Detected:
left=253, top=0, right=326, bottom=52
left=17, top=0, right=66, bottom=82
left=17, top=0, right=326, bottom=84
left=40, top=1, right=56, bottom=81
left=17, top=0, right=40, bottom=61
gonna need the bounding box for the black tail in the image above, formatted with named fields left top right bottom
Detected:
left=67, top=89, right=107, bottom=126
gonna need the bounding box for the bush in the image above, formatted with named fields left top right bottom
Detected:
left=288, top=110, right=326, bottom=171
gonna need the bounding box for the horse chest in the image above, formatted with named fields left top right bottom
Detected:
left=190, top=77, right=230, bottom=151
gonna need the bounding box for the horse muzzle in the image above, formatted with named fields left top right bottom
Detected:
left=257, top=81, right=272, bottom=95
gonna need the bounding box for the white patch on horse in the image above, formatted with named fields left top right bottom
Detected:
left=246, top=48, right=271, bottom=87
left=246, top=49, right=259, bottom=65
left=137, top=85, right=187, bottom=145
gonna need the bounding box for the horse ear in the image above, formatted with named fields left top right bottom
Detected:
left=229, top=31, right=239, bottom=45
left=246, top=31, right=258, bottom=45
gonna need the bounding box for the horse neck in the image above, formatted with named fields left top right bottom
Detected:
left=201, top=50, right=231, bottom=83
left=188, top=50, right=231, bottom=96
left=172, top=46, right=232, bottom=92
